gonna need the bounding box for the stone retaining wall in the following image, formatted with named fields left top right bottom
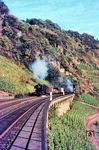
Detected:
left=49, top=94, right=75, bottom=116
left=46, top=94, right=75, bottom=132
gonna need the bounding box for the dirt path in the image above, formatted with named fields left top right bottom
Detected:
left=84, top=102, right=99, bottom=150
left=81, top=101, right=99, bottom=112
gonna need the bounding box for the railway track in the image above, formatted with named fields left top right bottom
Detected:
left=0, top=97, right=42, bottom=119
left=0, top=95, right=48, bottom=150
left=0, top=96, right=38, bottom=103
left=0, top=94, right=73, bottom=150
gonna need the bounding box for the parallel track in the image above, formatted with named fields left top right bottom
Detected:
left=0, top=94, right=72, bottom=150
left=0, top=97, right=42, bottom=120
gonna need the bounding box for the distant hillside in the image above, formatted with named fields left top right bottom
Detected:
left=0, top=1, right=99, bottom=96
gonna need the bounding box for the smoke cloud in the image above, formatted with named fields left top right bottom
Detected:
left=66, top=79, right=74, bottom=92
left=60, top=78, right=74, bottom=92
left=30, top=59, right=48, bottom=80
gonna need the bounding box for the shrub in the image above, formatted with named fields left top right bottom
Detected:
left=0, top=1, right=9, bottom=15
left=49, top=47, right=57, bottom=56
left=46, top=64, right=61, bottom=88
left=61, top=54, right=69, bottom=71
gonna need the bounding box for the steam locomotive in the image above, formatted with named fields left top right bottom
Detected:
left=34, top=83, right=75, bottom=96
left=34, top=84, right=49, bottom=96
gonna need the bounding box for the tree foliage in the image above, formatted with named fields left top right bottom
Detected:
left=46, top=64, right=61, bottom=87
left=0, top=0, right=9, bottom=15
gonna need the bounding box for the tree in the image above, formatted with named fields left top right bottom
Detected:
left=0, top=0, right=9, bottom=15
left=0, top=1, right=9, bottom=36
left=46, top=64, right=61, bottom=87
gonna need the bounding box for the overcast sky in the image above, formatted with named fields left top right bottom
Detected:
left=3, top=0, right=99, bottom=39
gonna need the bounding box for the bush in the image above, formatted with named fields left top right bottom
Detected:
left=0, top=1, right=9, bottom=15
left=49, top=47, right=58, bottom=56
left=77, top=63, right=91, bottom=70
left=61, top=54, right=69, bottom=71
left=46, top=64, right=61, bottom=88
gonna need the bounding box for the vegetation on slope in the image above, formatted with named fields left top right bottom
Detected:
left=0, top=1, right=99, bottom=96
left=0, top=55, right=35, bottom=95
left=80, top=94, right=99, bottom=106
left=48, top=101, right=95, bottom=150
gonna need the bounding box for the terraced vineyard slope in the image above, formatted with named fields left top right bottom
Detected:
left=48, top=101, right=96, bottom=150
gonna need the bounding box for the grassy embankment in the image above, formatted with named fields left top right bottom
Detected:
left=0, top=55, right=36, bottom=95
left=48, top=101, right=95, bottom=150
left=80, top=94, right=99, bottom=107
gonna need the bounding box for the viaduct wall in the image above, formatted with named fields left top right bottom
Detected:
left=46, top=94, right=75, bottom=134
left=49, top=94, right=75, bottom=116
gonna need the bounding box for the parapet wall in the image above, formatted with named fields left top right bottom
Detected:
left=46, top=94, right=75, bottom=132
left=49, top=94, right=75, bottom=116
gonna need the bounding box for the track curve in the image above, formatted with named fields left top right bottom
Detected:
left=0, top=94, right=73, bottom=150
left=0, top=96, right=48, bottom=150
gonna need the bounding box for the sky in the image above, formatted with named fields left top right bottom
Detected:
left=3, top=0, right=99, bottom=39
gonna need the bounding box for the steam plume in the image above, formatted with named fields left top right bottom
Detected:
left=66, top=79, right=73, bottom=92
left=30, top=59, right=48, bottom=80
left=60, top=78, right=74, bottom=92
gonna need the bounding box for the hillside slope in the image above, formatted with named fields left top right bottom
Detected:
left=0, top=55, right=35, bottom=95
left=0, top=1, right=99, bottom=96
